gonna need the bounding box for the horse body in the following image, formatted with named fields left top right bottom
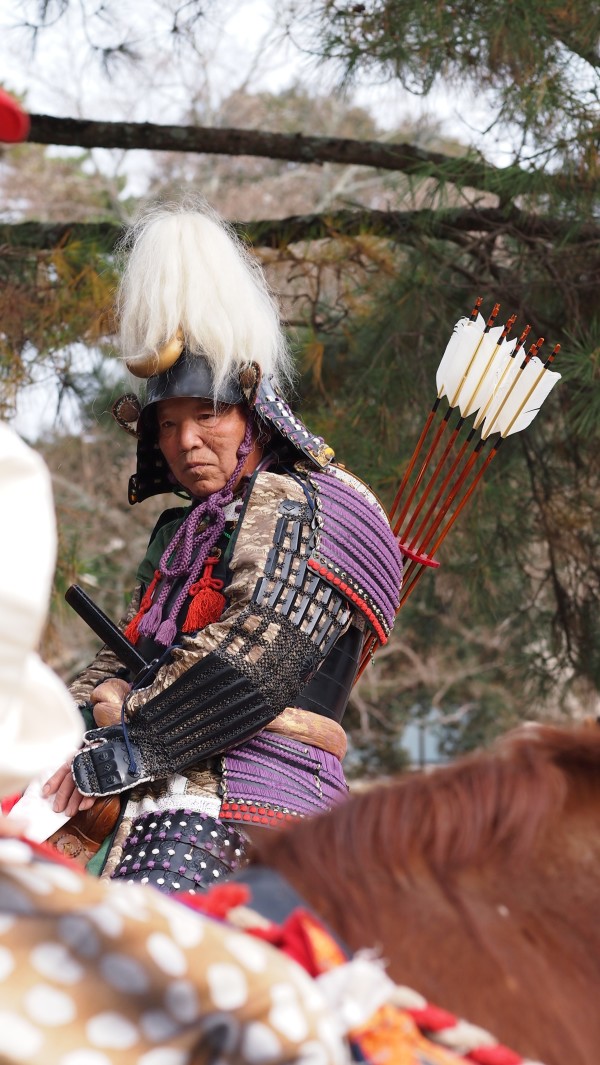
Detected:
left=253, top=726, right=600, bottom=1065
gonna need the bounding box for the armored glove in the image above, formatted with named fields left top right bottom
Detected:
left=71, top=652, right=275, bottom=796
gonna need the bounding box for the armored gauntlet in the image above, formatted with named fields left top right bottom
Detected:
left=71, top=651, right=275, bottom=796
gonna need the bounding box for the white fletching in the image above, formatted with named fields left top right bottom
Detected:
left=436, top=310, right=560, bottom=440
left=481, top=357, right=561, bottom=439
left=475, top=349, right=522, bottom=432
left=456, top=326, right=510, bottom=417
left=472, top=342, right=520, bottom=429
left=436, top=315, right=484, bottom=403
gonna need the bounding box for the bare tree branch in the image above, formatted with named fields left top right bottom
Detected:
left=25, top=113, right=583, bottom=198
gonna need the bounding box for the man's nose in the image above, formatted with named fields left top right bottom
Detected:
left=178, top=419, right=205, bottom=450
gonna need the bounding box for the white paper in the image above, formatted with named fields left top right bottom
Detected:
left=7, top=775, right=71, bottom=842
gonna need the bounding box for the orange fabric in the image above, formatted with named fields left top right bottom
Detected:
left=351, top=1003, right=469, bottom=1065
left=292, top=910, right=348, bottom=974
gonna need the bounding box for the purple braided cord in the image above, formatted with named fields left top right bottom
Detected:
left=138, top=416, right=254, bottom=645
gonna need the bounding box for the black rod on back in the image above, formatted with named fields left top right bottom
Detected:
left=65, top=584, right=150, bottom=675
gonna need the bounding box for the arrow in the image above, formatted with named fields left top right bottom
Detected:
left=482, top=343, right=560, bottom=438
left=356, top=300, right=562, bottom=680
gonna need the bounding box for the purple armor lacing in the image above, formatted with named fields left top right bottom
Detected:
left=223, top=734, right=348, bottom=816
left=311, top=471, right=402, bottom=631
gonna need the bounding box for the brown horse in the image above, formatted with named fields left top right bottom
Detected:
left=252, top=724, right=600, bottom=1065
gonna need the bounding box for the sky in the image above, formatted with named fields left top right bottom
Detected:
left=0, top=0, right=515, bottom=162
left=0, top=1, right=320, bottom=123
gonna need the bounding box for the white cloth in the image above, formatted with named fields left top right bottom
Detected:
left=5, top=776, right=71, bottom=840
left=0, top=424, right=83, bottom=797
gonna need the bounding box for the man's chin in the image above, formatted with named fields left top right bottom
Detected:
left=184, top=475, right=225, bottom=497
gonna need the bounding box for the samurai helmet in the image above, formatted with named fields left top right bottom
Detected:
left=112, top=201, right=334, bottom=503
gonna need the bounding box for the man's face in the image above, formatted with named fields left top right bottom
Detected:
left=156, top=396, right=258, bottom=498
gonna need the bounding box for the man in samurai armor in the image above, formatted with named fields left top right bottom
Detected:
left=45, top=201, right=403, bottom=895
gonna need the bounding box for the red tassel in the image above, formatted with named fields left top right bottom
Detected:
left=124, top=569, right=161, bottom=645
left=182, top=555, right=226, bottom=633
left=182, top=883, right=251, bottom=919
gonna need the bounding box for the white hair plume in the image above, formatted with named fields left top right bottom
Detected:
left=117, top=198, right=293, bottom=395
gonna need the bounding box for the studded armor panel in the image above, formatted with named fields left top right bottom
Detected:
left=111, top=808, right=247, bottom=893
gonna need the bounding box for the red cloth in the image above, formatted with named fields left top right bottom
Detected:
left=410, top=1005, right=458, bottom=1032
left=1, top=793, right=22, bottom=815
left=183, top=884, right=344, bottom=979
left=0, top=90, right=30, bottom=142
left=182, top=882, right=251, bottom=920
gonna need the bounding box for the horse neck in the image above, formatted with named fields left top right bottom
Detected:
left=254, top=732, right=600, bottom=1065
left=251, top=726, right=600, bottom=970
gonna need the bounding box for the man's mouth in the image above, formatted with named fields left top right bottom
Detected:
left=184, top=460, right=212, bottom=471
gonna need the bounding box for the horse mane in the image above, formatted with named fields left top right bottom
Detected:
left=254, top=724, right=600, bottom=886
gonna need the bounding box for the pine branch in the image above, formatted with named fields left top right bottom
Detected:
left=545, top=17, right=600, bottom=69
left=25, top=113, right=586, bottom=198
left=244, top=207, right=600, bottom=246
left=1, top=206, right=598, bottom=254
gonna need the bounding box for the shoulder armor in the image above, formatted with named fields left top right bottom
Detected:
left=307, top=466, right=403, bottom=644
